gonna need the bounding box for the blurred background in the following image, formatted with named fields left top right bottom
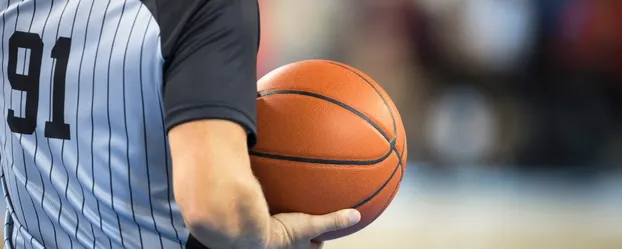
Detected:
left=2, top=0, right=621, bottom=248
left=257, top=0, right=622, bottom=248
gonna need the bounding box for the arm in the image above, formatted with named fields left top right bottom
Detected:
left=169, top=120, right=270, bottom=249
left=161, top=0, right=269, bottom=248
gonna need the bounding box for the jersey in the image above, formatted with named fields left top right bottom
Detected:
left=0, top=0, right=260, bottom=248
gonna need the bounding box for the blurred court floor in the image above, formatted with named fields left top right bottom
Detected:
left=0, top=164, right=621, bottom=249
left=325, top=164, right=622, bottom=249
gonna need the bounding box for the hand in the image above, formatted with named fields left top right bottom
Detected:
left=309, top=241, right=324, bottom=249
left=266, top=209, right=361, bottom=249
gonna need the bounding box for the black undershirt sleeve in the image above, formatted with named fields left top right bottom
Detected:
left=140, top=1, right=260, bottom=247
left=162, top=0, right=260, bottom=147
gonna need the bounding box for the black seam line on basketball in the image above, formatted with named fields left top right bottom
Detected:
left=324, top=62, right=406, bottom=209
left=351, top=160, right=400, bottom=208
left=258, top=90, right=391, bottom=141
left=326, top=61, right=397, bottom=138
left=249, top=145, right=393, bottom=165
left=351, top=137, right=404, bottom=209
left=366, top=164, right=403, bottom=221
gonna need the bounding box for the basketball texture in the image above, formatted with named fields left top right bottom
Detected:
left=250, top=60, right=407, bottom=241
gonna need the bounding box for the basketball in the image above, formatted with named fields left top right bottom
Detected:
left=250, top=60, right=407, bottom=240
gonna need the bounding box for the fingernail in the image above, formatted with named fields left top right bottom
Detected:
left=347, top=209, right=361, bottom=224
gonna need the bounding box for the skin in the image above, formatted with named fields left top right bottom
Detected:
left=169, top=120, right=360, bottom=249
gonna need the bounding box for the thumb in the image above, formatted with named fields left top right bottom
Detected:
left=308, top=209, right=361, bottom=236
left=309, top=241, right=324, bottom=249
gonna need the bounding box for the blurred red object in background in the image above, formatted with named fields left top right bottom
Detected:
left=557, top=0, right=622, bottom=72
left=257, top=0, right=275, bottom=78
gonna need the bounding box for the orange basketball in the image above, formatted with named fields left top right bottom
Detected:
left=250, top=60, right=407, bottom=240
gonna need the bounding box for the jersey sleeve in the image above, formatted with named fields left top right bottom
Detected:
left=162, top=0, right=260, bottom=146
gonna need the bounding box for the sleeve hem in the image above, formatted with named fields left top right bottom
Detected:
left=165, top=103, right=257, bottom=147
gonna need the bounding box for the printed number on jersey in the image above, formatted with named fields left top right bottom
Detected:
left=7, top=31, right=71, bottom=140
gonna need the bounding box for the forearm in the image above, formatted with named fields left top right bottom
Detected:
left=170, top=120, right=271, bottom=249
left=179, top=175, right=270, bottom=249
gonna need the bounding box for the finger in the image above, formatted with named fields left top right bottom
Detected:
left=309, top=209, right=361, bottom=236
left=309, top=241, right=324, bottom=249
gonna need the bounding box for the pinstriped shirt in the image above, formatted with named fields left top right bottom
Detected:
left=0, top=0, right=260, bottom=248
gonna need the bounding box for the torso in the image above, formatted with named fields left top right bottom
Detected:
left=0, top=0, right=187, bottom=248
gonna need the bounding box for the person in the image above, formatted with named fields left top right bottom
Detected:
left=0, top=0, right=361, bottom=248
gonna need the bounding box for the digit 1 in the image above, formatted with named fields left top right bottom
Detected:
left=44, top=37, right=71, bottom=139
left=7, top=31, right=43, bottom=134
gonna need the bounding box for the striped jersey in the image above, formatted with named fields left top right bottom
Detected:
left=0, top=0, right=260, bottom=248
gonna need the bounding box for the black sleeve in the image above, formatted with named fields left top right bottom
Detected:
left=158, top=0, right=260, bottom=146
